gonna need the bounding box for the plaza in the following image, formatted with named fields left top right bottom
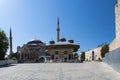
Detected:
left=0, top=0, right=120, bottom=80
left=0, top=62, right=120, bottom=80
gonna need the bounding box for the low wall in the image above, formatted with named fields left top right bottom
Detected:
left=103, top=48, right=120, bottom=73
left=0, top=60, right=17, bottom=66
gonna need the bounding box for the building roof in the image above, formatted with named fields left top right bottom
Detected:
left=46, top=42, right=80, bottom=52
left=27, top=39, right=44, bottom=44
left=52, top=42, right=77, bottom=45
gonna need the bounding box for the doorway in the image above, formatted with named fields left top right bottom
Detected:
left=92, top=51, right=94, bottom=60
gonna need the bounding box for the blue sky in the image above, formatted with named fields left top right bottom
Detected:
left=0, top=0, right=116, bottom=54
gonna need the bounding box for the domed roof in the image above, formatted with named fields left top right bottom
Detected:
left=27, top=39, right=43, bottom=44
left=49, top=40, right=55, bottom=44
left=68, top=38, right=74, bottom=43
left=60, top=37, right=66, bottom=42
left=59, top=34, right=66, bottom=42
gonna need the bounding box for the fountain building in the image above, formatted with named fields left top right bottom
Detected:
left=46, top=18, right=80, bottom=62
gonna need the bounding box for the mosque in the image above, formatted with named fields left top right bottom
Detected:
left=17, top=39, right=50, bottom=62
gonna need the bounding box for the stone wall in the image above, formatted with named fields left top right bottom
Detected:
left=85, top=46, right=102, bottom=61
left=109, top=39, right=116, bottom=51
left=109, top=37, right=120, bottom=51
left=103, top=1, right=120, bottom=73
left=0, top=60, right=17, bottom=66
left=109, top=1, right=120, bottom=51
left=103, top=48, right=120, bottom=73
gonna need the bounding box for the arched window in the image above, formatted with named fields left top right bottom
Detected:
left=64, top=51, right=67, bottom=55
left=55, top=51, right=58, bottom=55
left=51, top=55, right=54, bottom=60
left=69, top=54, right=71, bottom=60
left=56, top=57, right=58, bottom=59
left=92, top=51, right=94, bottom=60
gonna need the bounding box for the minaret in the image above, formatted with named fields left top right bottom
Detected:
left=10, top=27, right=13, bottom=55
left=56, top=17, right=60, bottom=42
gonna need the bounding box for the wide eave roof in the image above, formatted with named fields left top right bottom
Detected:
left=46, top=42, right=80, bottom=52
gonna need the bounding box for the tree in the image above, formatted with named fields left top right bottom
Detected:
left=11, top=57, right=17, bottom=60
left=11, top=52, right=19, bottom=60
left=0, top=29, right=9, bottom=60
left=81, top=52, right=85, bottom=61
left=100, top=44, right=109, bottom=58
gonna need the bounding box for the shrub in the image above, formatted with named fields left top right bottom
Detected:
left=11, top=57, right=17, bottom=60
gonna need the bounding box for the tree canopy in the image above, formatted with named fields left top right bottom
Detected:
left=0, top=29, right=9, bottom=60
left=100, top=44, right=109, bottom=58
left=81, top=52, right=85, bottom=61
left=11, top=52, right=19, bottom=60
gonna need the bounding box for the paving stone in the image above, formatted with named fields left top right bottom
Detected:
left=0, top=62, right=120, bottom=80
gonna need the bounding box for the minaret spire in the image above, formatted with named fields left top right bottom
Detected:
left=10, top=27, right=13, bottom=56
left=56, top=17, right=60, bottom=42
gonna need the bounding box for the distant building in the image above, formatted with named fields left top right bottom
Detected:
left=17, top=39, right=50, bottom=62
left=83, top=46, right=102, bottom=61
left=46, top=18, right=80, bottom=62
left=83, top=0, right=120, bottom=61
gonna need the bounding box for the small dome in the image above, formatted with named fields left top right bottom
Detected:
left=60, top=34, right=66, bottom=42
left=68, top=38, right=74, bottom=43
left=60, top=37, right=66, bottom=42
left=49, top=40, right=55, bottom=44
left=27, top=39, right=43, bottom=44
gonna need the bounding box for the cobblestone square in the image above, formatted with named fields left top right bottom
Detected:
left=0, top=62, right=120, bottom=80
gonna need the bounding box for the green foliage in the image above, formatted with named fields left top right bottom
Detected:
left=11, top=52, right=19, bottom=60
left=0, top=29, right=9, bottom=60
left=98, top=57, right=102, bottom=61
left=81, top=52, right=85, bottom=61
left=11, top=57, right=17, bottom=60
left=97, top=43, right=105, bottom=47
left=100, top=44, right=109, bottom=58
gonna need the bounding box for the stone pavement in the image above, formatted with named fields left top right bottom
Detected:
left=0, top=62, right=120, bottom=80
